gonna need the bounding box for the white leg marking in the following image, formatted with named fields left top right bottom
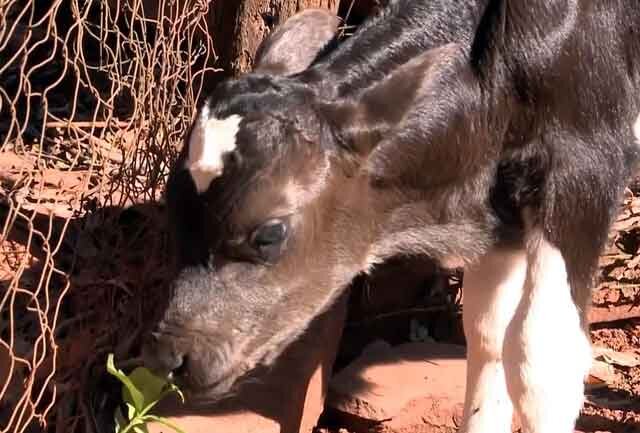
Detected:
left=461, top=248, right=527, bottom=433
left=634, top=113, right=640, bottom=144
left=503, top=235, right=591, bottom=433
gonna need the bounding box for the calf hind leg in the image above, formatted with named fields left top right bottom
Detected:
left=502, top=232, right=592, bottom=433
left=460, top=248, right=527, bottom=433
left=499, top=133, right=622, bottom=432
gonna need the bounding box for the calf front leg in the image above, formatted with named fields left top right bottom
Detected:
left=503, top=234, right=592, bottom=433
left=460, top=248, right=527, bottom=433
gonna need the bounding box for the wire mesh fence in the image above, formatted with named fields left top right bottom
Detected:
left=0, top=0, right=217, bottom=431
left=2, top=0, right=637, bottom=432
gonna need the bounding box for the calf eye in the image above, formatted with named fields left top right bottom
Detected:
left=249, top=218, right=289, bottom=262
left=252, top=220, right=287, bottom=245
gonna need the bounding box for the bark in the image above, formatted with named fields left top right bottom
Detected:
left=210, top=0, right=340, bottom=77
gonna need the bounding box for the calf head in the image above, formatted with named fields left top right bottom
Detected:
left=142, top=12, right=489, bottom=400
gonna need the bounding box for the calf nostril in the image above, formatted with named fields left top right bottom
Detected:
left=142, top=333, right=187, bottom=379
left=172, top=355, right=189, bottom=379
left=162, top=351, right=185, bottom=375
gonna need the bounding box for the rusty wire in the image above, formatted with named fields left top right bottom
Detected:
left=0, top=0, right=217, bottom=431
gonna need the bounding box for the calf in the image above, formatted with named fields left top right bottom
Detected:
left=142, top=1, right=640, bottom=432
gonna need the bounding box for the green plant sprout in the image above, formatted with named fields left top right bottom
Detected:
left=106, top=354, right=186, bottom=433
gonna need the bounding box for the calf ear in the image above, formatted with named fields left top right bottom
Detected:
left=328, top=43, right=486, bottom=186
left=254, top=9, right=341, bottom=76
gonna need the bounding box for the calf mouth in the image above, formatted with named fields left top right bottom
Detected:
left=139, top=336, right=241, bottom=401
left=171, top=360, right=271, bottom=406
left=158, top=362, right=237, bottom=403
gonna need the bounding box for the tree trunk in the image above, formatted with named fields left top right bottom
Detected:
left=210, top=0, right=340, bottom=77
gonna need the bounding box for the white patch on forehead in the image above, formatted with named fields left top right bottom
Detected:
left=634, top=113, right=640, bottom=144
left=186, top=107, right=243, bottom=193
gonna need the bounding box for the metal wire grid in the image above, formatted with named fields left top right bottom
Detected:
left=0, top=0, right=217, bottom=431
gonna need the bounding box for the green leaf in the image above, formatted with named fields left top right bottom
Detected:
left=106, top=354, right=186, bottom=433
left=140, top=386, right=184, bottom=418
left=127, top=419, right=145, bottom=427
left=143, top=415, right=188, bottom=433
left=119, top=417, right=146, bottom=433
left=126, top=403, right=136, bottom=421
left=171, top=384, right=185, bottom=403
left=127, top=367, right=168, bottom=409
left=159, top=382, right=185, bottom=404
left=106, top=354, right=145, bottom=412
